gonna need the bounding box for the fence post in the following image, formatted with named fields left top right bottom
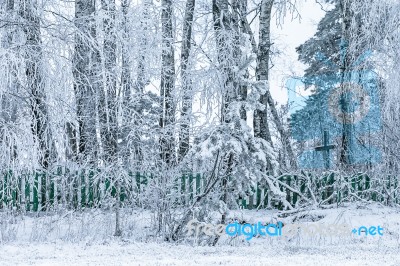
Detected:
left=196, top=174, right=201, bottom=196
left=88, top=169, right=95, bottom=207
left=33, top=172, right=39, bottom=211
left=11, top=170, right=17, bottom=209
left=181, top=175, right=186, bottom=205
left=49, top=172, right=55, bottom=208
left=292, top=175, right=298, bottom=206
left=336, top=174, right=341, bottom=205
left=286, top=175, right=292, bottom=207
left=0, top=172, right=3, bottom=209
left=3, top=171, right=9, bottom=208
left=189, top=174, right=194, bottom=202
left=263, top=185, right=269, bottom=208
left=82, top=170, right=87, bottom=207
left=328, top=173, right=334, bottom=204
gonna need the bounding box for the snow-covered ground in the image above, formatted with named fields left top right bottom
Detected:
left=1, top=203, right=400, bottom=265
left=1, top=241, right=399, bottom=266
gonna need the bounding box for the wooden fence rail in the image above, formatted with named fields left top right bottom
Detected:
left=0, top=168, right=398, bottom=211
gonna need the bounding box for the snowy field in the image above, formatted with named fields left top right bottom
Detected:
left=1, top=203, right=400, bottom=265
left=1, top=241, right=399, bottom=266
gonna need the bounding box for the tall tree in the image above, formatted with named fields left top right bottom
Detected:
left=236, top=0, right=250, bottom=121
left=159, top=0, right=176, bottom=166
left=338, top=0, right=354, bottom=165
left=73, top=0, right=100, bottom=163
left=0, top=0, right=19, bottom=164
left=253, top=0, right=296, bottom=169
left=253, top=0, right=273, bottom=144
left=122, top=0, right=152, bottom=164
left=214, top=0, right=236, bottom=121
left=253, top=0, right=275, bottom=172
left=100, top=0, right=118, bottom=163
left=121, top=0, right=131, bottom=115
left=211, top=0, right=240, bottom=245
left=178, top=0, right=195, bottom=162
left=20, top=0, right=54, bottom=169
left=120, top=0, right=133, bottom=164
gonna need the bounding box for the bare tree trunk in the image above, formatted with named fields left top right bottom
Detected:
left=20, top=0, right=54, bottom=169
left=212, top=0, right=237, bottom=123
left=121, top=0, right=151, bottom=164
left=100, top=0, right=117, bottom=163
left=237, top=0, right=249, bottom=121
left=121, top=0, right=131, bottom=112
left=99, top=0, right=121, bottom=237
left=120, top=0, right=133, bottom=164
left=178, top=0, right=195, bottom=162
left=254, top=0, right=274, bottom=145
left=65, top=121, right=78, bottom=160
left=159, top=0, right=176, bottom=166
left=212, top=0, right=239, bottom=245
left=253, top=0, right=275, bottom=172
left=254, top=0, right=296, bottom=169
left=134, top=0, right=151, bottom=95
left=156, top=0, right=177, bottom=235
left=266, top=89, right=296, bottom=168
left=212, top=152, right=233, bottom=246
left=0, top=0, right=19, bottom=163
left=114, top=177, right=122, bottom=237
left=73, top=0, right=100, bottom=164
left=339, top=0, right=353, bottom=166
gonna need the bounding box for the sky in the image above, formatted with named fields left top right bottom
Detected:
left=268, top=0, right=328, bottom=106
left=144, top=0, right=330, bottom=129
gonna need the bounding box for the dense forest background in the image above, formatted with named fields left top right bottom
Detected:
left=0, top=0, right=399, bottom=241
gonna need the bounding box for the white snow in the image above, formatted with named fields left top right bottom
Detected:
left=0, top=203, right=399, bottom=265
left=0, top=240, right=399, bottom=265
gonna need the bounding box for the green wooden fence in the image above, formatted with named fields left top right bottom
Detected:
left=0, top=168, right=399, bottom=211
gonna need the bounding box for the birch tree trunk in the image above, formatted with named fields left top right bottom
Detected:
left=121, top=0, right=131, bottom=112
left=121, top=0, right=132, bottom=163
left=20, top=0, right=54, bottom=169
left=73, top=0, right=100, bottom=164
left=338, top=0, right=353, bottom=166
left=100, top=0, right=117, bottom=163
left=121, top=0, right=151, bottom=164
left=254, top=0, right=274, bottom=144
left=178, top=0, right=195, bottom=162
left=134, top=0, right=150, bottom=95
left=254, top=0, right=296, bottom=169
left=212, top=0, right=237, bottom=123
left=0, top=0, right=18, bottom=163
left=236, top=0, right=249, bottom=121
left=212, top=0, right=240, bottom=245
left=100, top=0, right=120, bottom=236
left=159, top=0, right=176, bottom=166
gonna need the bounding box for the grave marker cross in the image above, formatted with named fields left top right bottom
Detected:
left=315, top=130, right=336, bottom=169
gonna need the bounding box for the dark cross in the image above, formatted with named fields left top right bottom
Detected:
left=315, top=130, right=336, bottom=169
